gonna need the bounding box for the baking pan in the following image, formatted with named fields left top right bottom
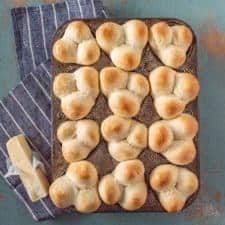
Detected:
left=51, top=18, right=199, bottom=212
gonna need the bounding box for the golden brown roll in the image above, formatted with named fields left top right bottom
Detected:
left=49, top=176, right=76, bottom=208
left=49, top=161, right=101, bottom=213
left=149, top=66, right=199, bottom=119
left=127, top=72, right=150, bottom=98
left=168, top=113, right=199, bottom=140
left=124, top=20, right=149, bottom=49
left=75, top=188, right=101, bottom=213
left=95, top=22, right=124, bottom=54
left=173, top=73, right=200, bottom=102
left=149, top=66, right=175, bottom=97
left=154, top=95, right=185, bottom=119
left=176, top=167, right=199, bottom=196
left=119, top=182, right=147, bottom=211
left=149, top=22, right=193, bottom=68
left=108, top=142, right=141, bottom=162
left=158, top=189, right=186, bottom=212
left=162, top=140, right=196, bottom=165
left=96, top=20, right=148, bottom=71
left=150, top=164, right=178, bottom=192
left=53, top=21, right=100, bottom=64
left=148, top=113, right=198, bottom=165
left=98, top=159, right=147, bottom=210
left=113, top=159, right=145, bottom=185
left=53, top=73, right=76, bottom=98
left=101, top=115, right=147, bottom=161
left=148, top=121, right=174, bottom=153
left=100, top=67, right=149, bottom=118
left=100, top=67, right=128, bottom=96
left=66, top=161, right=98, bottom=188
left=108, top=90, right=140, bottom=118
left=149, top=164, right=198, bottom=212
left=98, top=174, right=122, bottom=205
left=53, top=66, right=99, bottom=120
left=57, top=120, right=100, bottom=163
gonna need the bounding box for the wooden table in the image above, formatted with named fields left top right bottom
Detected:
left=0, top=1, right=225, bottom=225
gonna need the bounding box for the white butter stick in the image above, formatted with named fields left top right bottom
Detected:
left=6, top=134, right=49, bottom=202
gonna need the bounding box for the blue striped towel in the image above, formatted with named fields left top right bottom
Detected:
left=0, top=0, right=108, bottom=221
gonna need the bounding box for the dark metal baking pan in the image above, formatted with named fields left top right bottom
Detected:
left=51, top=18, right=199, bottom=213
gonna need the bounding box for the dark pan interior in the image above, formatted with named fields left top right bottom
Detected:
left=51, top=18, right=199, bottom=213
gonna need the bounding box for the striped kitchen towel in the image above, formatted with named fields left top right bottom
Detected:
left=0, top=0, right=108, bottom=221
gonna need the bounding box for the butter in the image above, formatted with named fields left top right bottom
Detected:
left=6, top=134, right=49, bottom=202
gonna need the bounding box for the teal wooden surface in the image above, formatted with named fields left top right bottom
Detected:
left=0, top=0, right=225, bottom=225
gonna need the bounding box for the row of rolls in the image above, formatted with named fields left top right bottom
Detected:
left=53, top=65, right=199, bottom=121
left=50, top=160, right=198, bottom=213
left=53, top=20, right=194, bottom=70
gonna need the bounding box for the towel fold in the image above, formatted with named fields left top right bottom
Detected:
left=0, top=0, right=108, bottom=221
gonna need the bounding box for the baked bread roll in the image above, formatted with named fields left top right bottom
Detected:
left=149, top=66, right=199, bottom=119
left=53, top=21, right=100, bottom=64
left=101, top=115, right=147, bottom=161
left=149, top=113, right=198, bottom=165
left=49, top=161, right=101, bottom=213
left=98, top=159, right=147, bottom=210
left=53, top=67, right=99, bottom=120
left=149, top=164, right=198, bottom=212
left=96, top=20, right=148, bottom=71
left=100, top=67, right=149, bottom=118
left=149, top=22, right=193, bottom=68
left=57, top=120, right=100, bottom=163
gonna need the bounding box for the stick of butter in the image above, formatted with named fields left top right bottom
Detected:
left=6, top=134, right=49, bottom=202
